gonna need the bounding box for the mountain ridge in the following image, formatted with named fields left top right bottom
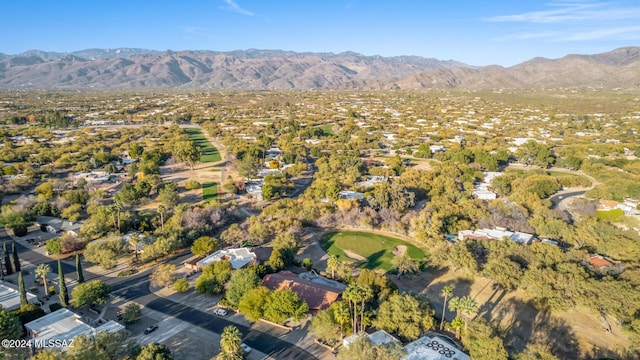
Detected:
left=0, top=47, right=639, bottom=90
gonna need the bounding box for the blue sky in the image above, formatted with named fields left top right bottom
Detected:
left=2, top=0, right=640, bottom=66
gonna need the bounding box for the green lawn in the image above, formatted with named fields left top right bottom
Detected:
left=202, top=182, right=218, bottom=201
left=320, top=231, right=425, bottom=271
left=185, top=128, right=221, bottom=162
left=316, top=123, right=335, bottom=136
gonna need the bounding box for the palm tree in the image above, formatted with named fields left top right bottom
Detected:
left=219, top=325, right=243, bottom=360
left=359, top=285, right=373, bottom=332
left=440, top=286, right=453, bottom=331
left=327, top=255, right=339, bottom=280
left=35, top=263, right=52, bottom=298
left=129, top=233, right=141, bottom=263
left=448, top=295, right=478, bottom=337
left=331, top=302, right=351, bottom=340
left=157, top=204, right=165, bottom=233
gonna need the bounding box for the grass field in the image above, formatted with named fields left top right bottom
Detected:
left=185, top=128, right=221, bottom=162
left=320, top=231, right=425, bottom=271
left=316, top=123, right=335, bottom=136
left=202, top=182, right=218, bottom=201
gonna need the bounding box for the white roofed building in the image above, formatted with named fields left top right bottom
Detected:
left=0, top=281, right=38, bottom=311
left=196, top=248, right=257, bottom=270
left=25, top=308, right=124, bottom=350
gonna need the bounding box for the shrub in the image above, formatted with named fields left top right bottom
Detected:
left=123, top=303, right=141, bottom=324
left=185, top=180, right=201, bottom=190
left=302, top=258, right=313, bottom=271
left=173, top=278, right=189, bottom=292
left=13, top=225, right=28, bottom=237
left=45, top=238, right=63, bottom=255
left=48, top=286, right=56, bottom=295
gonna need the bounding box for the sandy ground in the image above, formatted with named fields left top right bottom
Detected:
left=391, top=269, right=628, bottom=359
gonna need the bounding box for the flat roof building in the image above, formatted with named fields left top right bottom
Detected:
left=0, top=281, right=38, bottom=311
left=25, top=308, right=124, bottom=350
left=403, top=334, right=469, bottom=360
left=196, top=248, right=257, bottom=270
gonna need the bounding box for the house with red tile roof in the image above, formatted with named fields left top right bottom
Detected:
left=262, top=271, right=343, bottom=310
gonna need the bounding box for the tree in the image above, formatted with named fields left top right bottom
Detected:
left=36, top=263, right=52, bottom=298
left=157, top=182, right=179, bottom=208
left=58, top=259, right=68, bottom=307
left=373, top=293, right=435, bottom=341
left=448, top=295, right=478, bottom=333
left=516, top=343, right=559, bottom=360
left=196, top=260, right=233, bottom=294
left=76, top=254, right=85, bottom=283
left=123, top=303, right=141, bottom=324
left=150, top=264, right=177, bottom=288
left=391, top=254, right=420, bottom=276
left=3, top=242, right=12, bottom=275
left=191, top=236, right=218, bottom=257
left=62, top=331, right=138, bottom=360
left=238, top=286, right=270, bottom=322
left=71, top=280, right=110, bottom=307
left=18, top=271, right=28, bottom=307
left=440, top=286, right=453, bottom=331
left=516, top=140, right=554, bottom=168
left=310, top=308, right=341, bottom=345
left=84, top=237, right=128, bottom=269
left=218, top=325, right=244, bottom=360
left=343, top=283, right=373, bottom=334
left=338, top=336, right=406, bottom=360
left=173, top=278, right=189, bottom=292
left=462, top=319, right=508, bottom=360
left=173, top=141, right=202, bottom=171
left=414, top=143, right=432, bottom=158
left=327, top=255, right=339, bottom=280
left=263, top=288, right=309, bottom=325
left=225, top=268, right=260, bottom=308
left=11, top=242, right=20, bottom=272
left=0, top=306, right=22, bottom=340
left=137, top=342, right=173, bottom=360
left=157, top=205, right=166, bottom=233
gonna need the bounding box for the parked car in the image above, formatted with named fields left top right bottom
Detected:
left=213, top=308, right=228, bottom=317
left=240, top=343, right=252, bottom=354
left=144, top=325, right=158, bottom=335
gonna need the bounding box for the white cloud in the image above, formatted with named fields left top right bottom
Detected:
left=560, top=26, right=640, bottom=40
left=486, top=1, right=640, bottom=24
left=221, top=0, right=254, bottom=16
left=495, top=31, right=557, bottom=41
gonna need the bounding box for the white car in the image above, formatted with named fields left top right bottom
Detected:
left=240, top=343, right=252, bottom=354
left=213, top=308, right=228, bottom=317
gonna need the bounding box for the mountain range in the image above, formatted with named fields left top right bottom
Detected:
left=1, top=47, right=639, bottom=90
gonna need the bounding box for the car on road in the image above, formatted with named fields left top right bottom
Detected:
left=144, top=325, right=158, bottom=335
left=240, top=343, right=252, bottom=354
left=213, top=308, right=228, bottom=317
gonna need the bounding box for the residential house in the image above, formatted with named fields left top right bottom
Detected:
left=25, top=308, right=124, bottom=351
left=0, top=281, right=39, bottom=311
left=262, top=271, right=343, bottom=311
left=196, top=248, right=257, bottom=270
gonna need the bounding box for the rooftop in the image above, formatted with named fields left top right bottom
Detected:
left=0, top=281, right=38, bottom=311
left=403, top=334, right=469, bottom=360
left=196, top=248, right=257, bottom=269
left=25, top=308, right=124, bottom=349
left=262, top=271, right=343, bottom=310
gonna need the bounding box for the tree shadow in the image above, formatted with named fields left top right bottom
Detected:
left=493, top=298, right=581, bottom=358
left=365, top=250, right=386, bottom=269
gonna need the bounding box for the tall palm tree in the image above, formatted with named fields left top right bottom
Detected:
left=458, top=295, right=478, bottom=332
left=157, top=205, right=165, bottom=233
left=449, top=295, right=478, bottom=336
left=359, top=285, right=373, bottom=332
left=35, top=263, right=52, bottom=297
left=327, top=255, right=339, bottom=280
left=440, top=286, right=453, bottom=331
left=331, top=302, right=351, bottom=339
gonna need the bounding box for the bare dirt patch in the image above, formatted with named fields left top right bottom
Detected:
left=392, top=269, right=628, bottom=358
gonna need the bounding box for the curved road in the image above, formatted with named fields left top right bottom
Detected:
left=11, top=241, right=318, bottom=360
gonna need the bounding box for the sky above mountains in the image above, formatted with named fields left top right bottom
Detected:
left=3, top=0, right=640, bottom=66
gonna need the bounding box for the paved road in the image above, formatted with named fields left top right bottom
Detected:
left=549, top=190, right=587, bottom=209
left=10, top=242, right=319, bottom=360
